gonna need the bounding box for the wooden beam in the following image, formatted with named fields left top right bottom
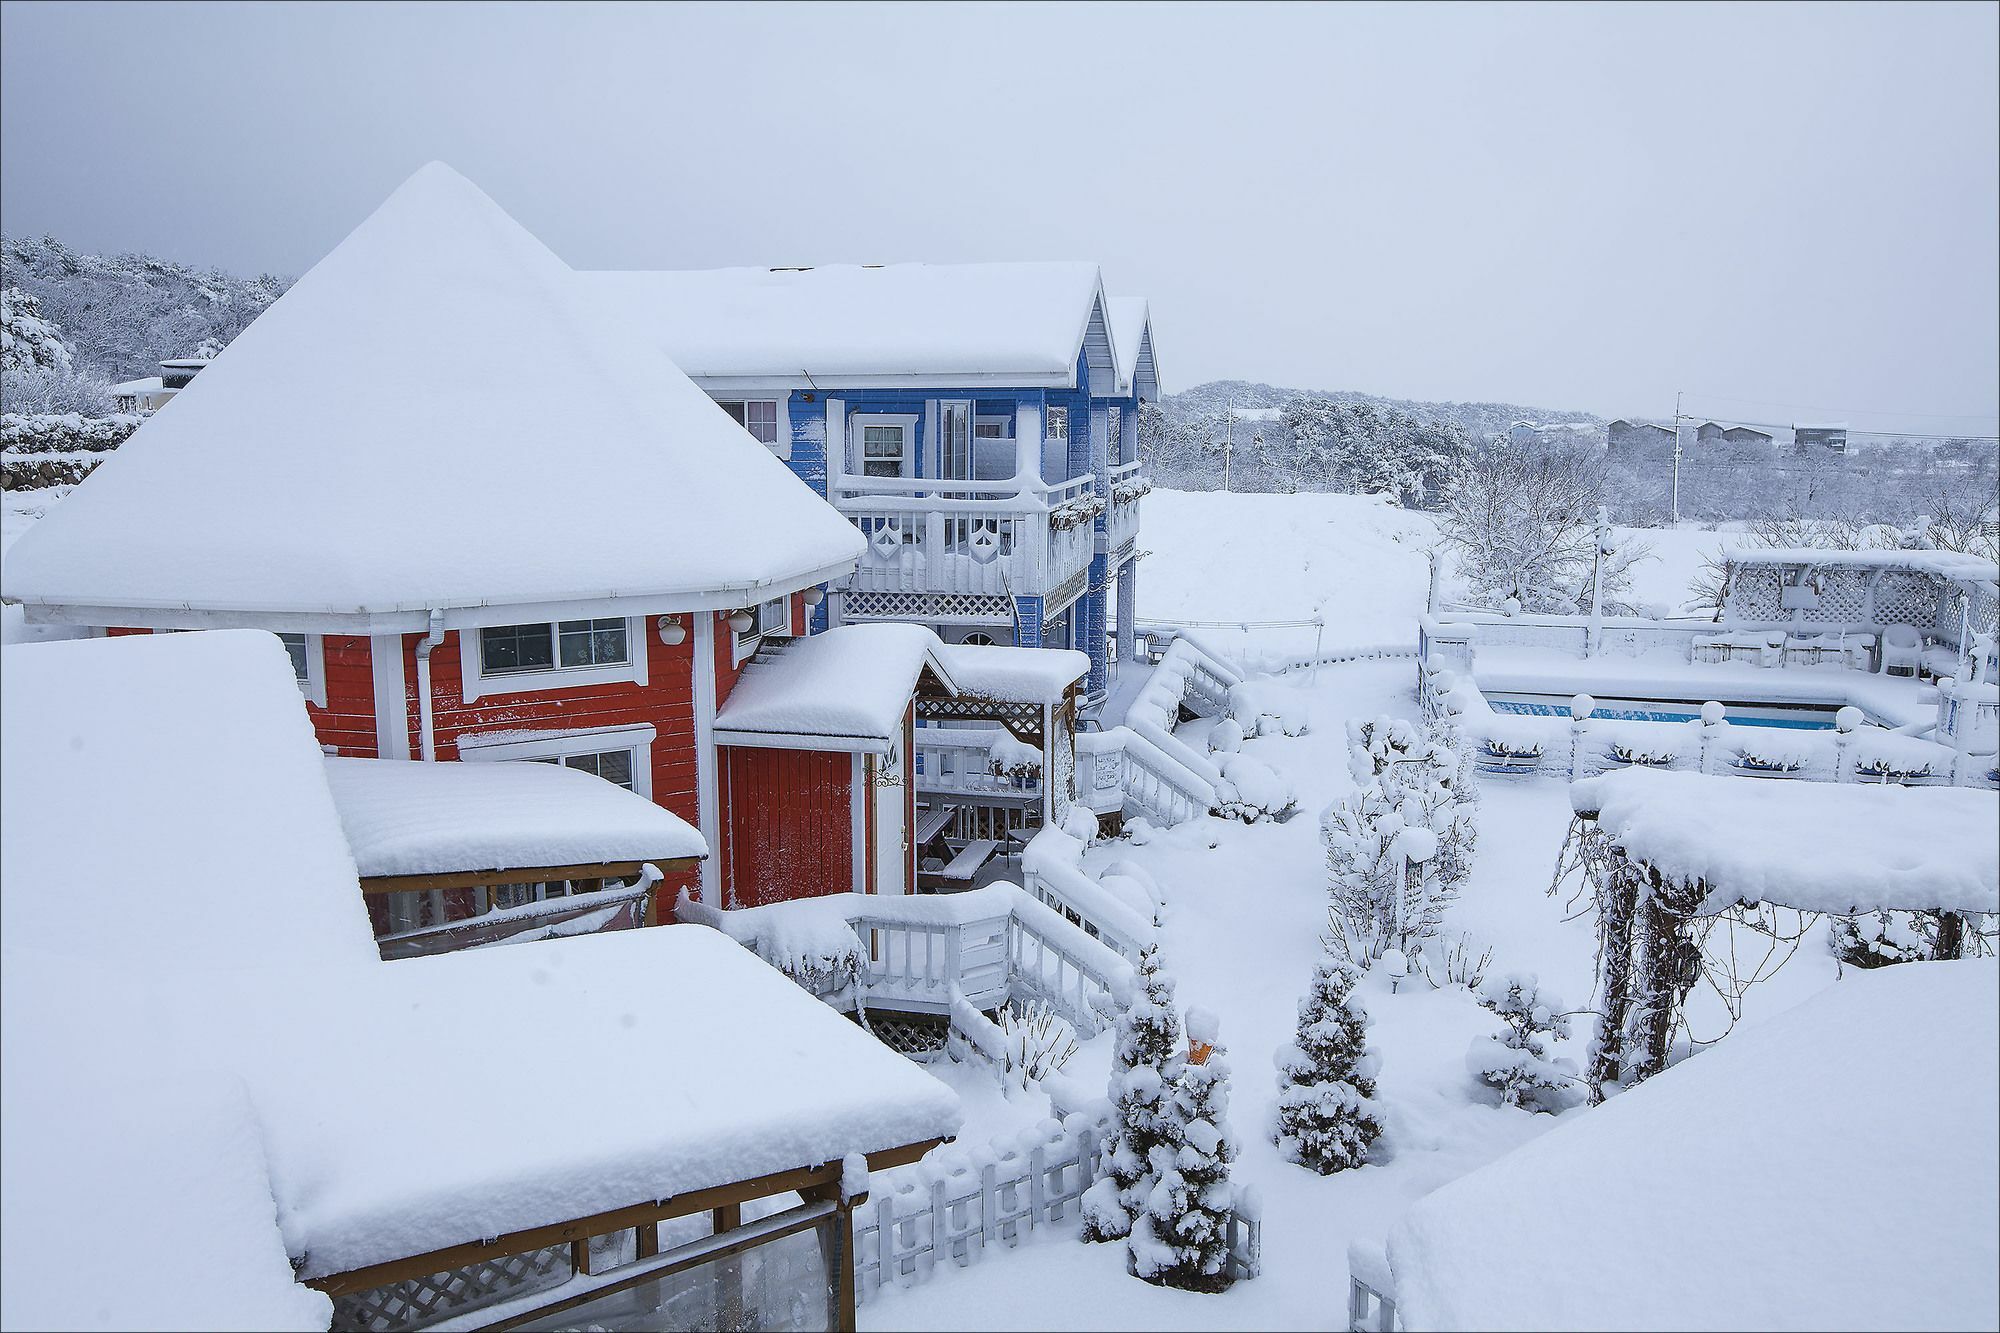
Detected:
left=358, top=858, right=699, bottom=895
left=305, top=1137, right=950, bottom=1298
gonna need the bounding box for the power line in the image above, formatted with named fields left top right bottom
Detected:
left=1676, top=390, right=2000, bottom=427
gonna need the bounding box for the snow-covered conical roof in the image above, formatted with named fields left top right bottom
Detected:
left=3, top=163, right=864, bottom=627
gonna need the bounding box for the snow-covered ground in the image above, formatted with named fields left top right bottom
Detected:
left=1131, top=489, right=1745, bottom=668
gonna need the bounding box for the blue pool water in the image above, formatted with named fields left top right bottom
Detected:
left=1486, top=695, right=1838, bottom=730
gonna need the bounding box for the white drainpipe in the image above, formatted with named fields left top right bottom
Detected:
left=414, top=609, right=446, bottom=761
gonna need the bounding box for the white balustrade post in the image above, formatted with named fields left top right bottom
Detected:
left=1699, top=701, right=1725, bottom=775
left=1569, top=693, right=1595, bottom=779
left=1833, top=705, right=1863, bottom=784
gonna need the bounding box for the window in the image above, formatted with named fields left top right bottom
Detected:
left=277, top=632, right=311, bottom=685
left=862, top=424, right=907, bottom=477
left=974, top=417, right=1009, bottom=439
left=718, top=399, right=780, bottom=447
left=734, top=595, right=793, bottom=662
left=1045, top=406, right=1069, bottom=443
left=481, top=620, right=628, bottom=676
left=528, top=748, right=637, bottom=790
left=457, top=722, right=658, bottom=798
left=960, top=631, right=996, bottom=646
left=939, top=401, right=972, bottom=481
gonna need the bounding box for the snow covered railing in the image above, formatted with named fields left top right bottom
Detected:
left=677, top=883, right=1134, bottom=1039
left=856, top=1106, right=1260, bottom=1307
left=834, top=474, right=1098, bottom=602
left=1076, top=725, right=1218, bottom=827
left=375, top=879, right=652, bottom=960
left=1019, top=825, right=1158, bottom=960
left=912, top=727, right=1043, bottom=801
left=1346, top=1239, right=1400, bottom=1331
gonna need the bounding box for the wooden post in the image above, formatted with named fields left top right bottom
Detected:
left=1588, top=875, right=1638, bottom=1101
left=834, top=1202, right=859, bottom=1333
left=1937, top=911, right=1966, bottom=961
left=712, top=1202, right=741, bottom=1236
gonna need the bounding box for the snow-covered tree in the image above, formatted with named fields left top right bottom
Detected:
left=1, top=287, right=74, bottom=374
left=1273, top=959, right=1382, bottom=1173
left=1440, top=439, right=1648, bottom=614
left=1131, top=1008, right=1237, bottom=1293
left=1467, top=972, right=1581, bottom=1112
left=1324, top=716, right=1477, bottom=965
left=1081, top=943, right=1184, bottom=1244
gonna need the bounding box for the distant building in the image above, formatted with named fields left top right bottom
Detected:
left=1606, top=418, right=1676, bottom=457
left=1509, top=420, right=1602, bottom=447
left=1793, top=422, right=1850, bottom=454
left=109, top=356, right=210, bottom=415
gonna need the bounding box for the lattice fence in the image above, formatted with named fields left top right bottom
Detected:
left=1873, top=570, right=1943, bottom=629
left=1727, top=567, right=1784, bottom=621
left=844, top=591, right=1013, bottom=622
left=331, top=1244, right=569, bottom=1331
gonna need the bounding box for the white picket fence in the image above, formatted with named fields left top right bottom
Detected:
left=855, top=1112, right=1262, bottom=1306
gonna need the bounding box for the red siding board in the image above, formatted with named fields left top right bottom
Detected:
left=722, top=746, right=853, bottom=909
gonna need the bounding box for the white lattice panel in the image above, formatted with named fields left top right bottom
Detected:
left=1727, top=568, right=1784, bottom=621
left=331, top=1245, right=569, bottom=1331
left=1873, top=570, right=1942, bottom=629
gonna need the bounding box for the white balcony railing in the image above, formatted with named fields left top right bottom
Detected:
left=1106, top=459, right=1146, bottom=557
left=834, top=474, right=1099, bottom=604
left=913, top=727, right=1043, bottom=802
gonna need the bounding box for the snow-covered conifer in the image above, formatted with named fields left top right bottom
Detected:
left=1131, top=1008, right=1237, bottom=1292
left=1273, top=958, right=1383, bottom=1173
left=1081, top=943, right=1184, bottom=1243
left=1467, top=972, right=1582, bottom=1112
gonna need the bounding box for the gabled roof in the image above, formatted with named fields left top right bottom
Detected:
left=1108, top=296, right=1160, bottom=400
left=1, top=164, right=864, bottom=629
left=583, top=262, right=1122, bottom=393
left=715, top=623, right=959, bottom=752
left=939, top=641, right=1088, bottom=703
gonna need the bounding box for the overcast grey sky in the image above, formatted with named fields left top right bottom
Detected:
left=3, top=1, right=1995, bottom=432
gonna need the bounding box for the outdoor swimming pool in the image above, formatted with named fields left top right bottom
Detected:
left=1486, top=693, right=1842, bottom=730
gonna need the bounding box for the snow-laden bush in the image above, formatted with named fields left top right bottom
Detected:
left=0, top=411, right=139, bottom=453
left=1418, top=931, right=1494, bottom=990
left=1228, top=678, right=1310, bottom=737
left=1207, top=716, right=1244, bottom=755
left=1273, top=959, right=1382, bottom=1174
left=994, top=998, right=1079, bottom=1090
left=1131, top=1007, right=1237, bottom=1293
left=1467, top=972, right=1582, bottom=1113
left=1325, top=716, right=1477, bottom=965
left=1214, top=753, right=1296, bottom=823
left=1081, top=943, right=1183, bottom=1244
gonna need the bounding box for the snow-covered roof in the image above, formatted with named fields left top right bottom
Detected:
left=1727, top=547, right=2000, bottom=584
left=1108, top=296, right=1160, bottom=399
left=1793, top=420, right=1851, bottom=431
left=1571, top=769, right=1999, bottom=914
left=2, top=629, right=959, bottom=1291
left=324, top=755, right=705, bottom=878
left=1387, top=959, right=1999, bottom=1332
left=108, top=375, right=167, bottom=396
left=1, top=163, right=864, bottom=629
left=583, top=262, right=1121, bottom=392
left=716, top=623, right=958, bottom=752
left=939, top=641, right=1089, bottom=703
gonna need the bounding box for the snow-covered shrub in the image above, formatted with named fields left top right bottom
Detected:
left=1207, top=716, right=1244, bottom=755
left=0, top=411, right=138, bottom=453
left=1081, top=943, right=1184, bottom=1244
left=1131, top=1007, right=1237, bottom=1293
left=1273, top=959, right=1382, bottom=1174
left=1439, top=439, right=1649, bottom=614
left=1467, top=972, right=1582, bottom=1113
left=1214, top=754, right=1297, bottom=823
left=1227, top=679, right=1310, bottom=737
left=1418, top=931, right=1494, bottom=990
left=995, top=998, right=1079, bottom=1090
left=1831, top=910, right=1932, bottom=969
left=1324, top=716, right=1477, bottom=965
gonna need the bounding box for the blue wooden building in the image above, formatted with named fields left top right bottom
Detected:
left=587, top=263, right=1159, bottom=704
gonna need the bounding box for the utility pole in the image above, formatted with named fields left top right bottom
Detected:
left=1670, top=390, right=1686, bottom=525
left=1222, top=396, right=1234, bottom=493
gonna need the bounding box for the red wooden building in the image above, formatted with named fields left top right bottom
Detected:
left=1, top=164, right=895, bottom=920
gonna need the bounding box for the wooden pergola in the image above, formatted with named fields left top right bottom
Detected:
left=362, top=855, right=702, bottom=957
left=309, top=1136, right=946, bottom=1331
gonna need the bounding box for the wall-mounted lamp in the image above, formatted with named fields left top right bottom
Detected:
left=803, top=586, right=825, bottom=607
left=656, top=614, right=686, bottom=646
left=726, top=608, right=755, bottom=634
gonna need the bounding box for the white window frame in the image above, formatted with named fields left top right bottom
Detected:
left=1045, top=405, right=1070, bottom=443
left=714, top=397, right=789, bottom=458
left=732, top=594, right=794, bottom=666
left=852, top=413, right=918, bottom=480
left=277, top=631, right=327, bottom=708
left=456, top=722, right=657, bottom=800
left=974, top=415, right=1012, bottom=439
left=458, top=616, right=648, bottom=703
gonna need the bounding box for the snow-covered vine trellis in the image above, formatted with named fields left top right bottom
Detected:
left=1561, top=769, right=1998, bottom=1101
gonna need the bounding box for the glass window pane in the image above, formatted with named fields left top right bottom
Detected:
left=482, top=623, right=554, bottom=674
left=746, top=401, right=779, bottom=444
left=278, top=632, right=310, bottom=683
left=596, top=750, right=635, bottom=789
left=719, top=401, right=747, bottom=426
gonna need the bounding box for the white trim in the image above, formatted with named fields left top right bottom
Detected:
left=690, top=371, right=1075, bottom=391
left=692, top=613, right=721, bottom=905
left=849, top=752, right=867, bottom=893
left=13, top=559, right=865, bottom=634
left=732, top=595, right=793, bottom=667
left=457, top=616, right=648, bottom=704
left=456, top=722, right=658, bottom=800
left=710, top=395, right=791, bottom=460
left=370, top=633, right=409, bottom=760
left=714, top=728, right=891, bottom=755
left=851, top=413, right=918, bottom=480
left=825, top=397, right=846, bottom=494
